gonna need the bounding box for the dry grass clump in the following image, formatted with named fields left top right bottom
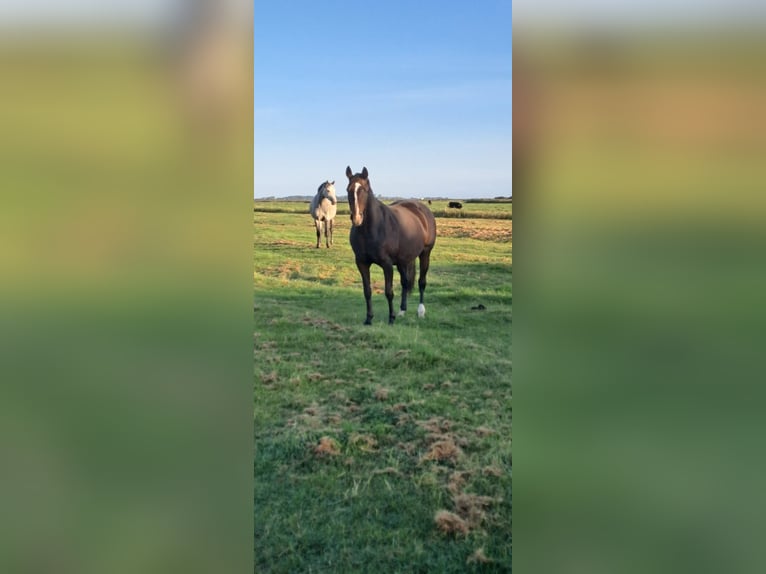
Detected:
left=313, top=436, right=340, bottom=457
left=482, top=465, right=504, bottom=477
left=466, top=547, right=492, bottom=564
left=447, top=471, right=470, bottom=495
left=260, top=371, right=278, bottom=383
left=434, top=510, right=469, bottom=536
left=453, top=493, right=495, bottom=528
left=349, top=433, right=378, bottom=453
left=373, top=387, right=390, bottom=401
left=418, top=417, right=453, bottom=434
left=420, top=439, right=463, bottom=464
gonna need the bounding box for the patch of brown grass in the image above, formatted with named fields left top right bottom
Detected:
left=418, top=417, right=453, bottom=434
left=447, top=471, right=470, bottom=495
left=350, top=433, right=378, bottom=453
left=421, top=439, right=463, bottom=464
left=374, top=387, right=390, bottom=401
left=453, top=493, right=495, bottom=528
left=437, top=218, right=512, bottom=242
left=434, top=510, right=469, bottom=536
left=466, top=548, right=492, bottom=565
left=482, top=465, right=504, bottom=478
left=475, top=426, right=495, bottom=437
left=260, top=371, right=278, bottom=383
left=313, top=436, right=341, bottom=457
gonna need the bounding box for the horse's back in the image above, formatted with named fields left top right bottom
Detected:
left=390, top=201, right=436, bottom=248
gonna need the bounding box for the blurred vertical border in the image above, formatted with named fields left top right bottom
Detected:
left=515, top=3, right=766, bottom=574
left=0, top=1, right=253, bottom=572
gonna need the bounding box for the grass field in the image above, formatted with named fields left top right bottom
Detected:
left=254, top=199, right=512, bottom=220
left=254, top=200, right=512, bottom=572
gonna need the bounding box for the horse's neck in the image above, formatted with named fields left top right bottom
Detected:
left=364, top=192, right=385, bottom=227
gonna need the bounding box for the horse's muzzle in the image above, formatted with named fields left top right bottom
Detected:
left=351, top=214, right=363, bottom=227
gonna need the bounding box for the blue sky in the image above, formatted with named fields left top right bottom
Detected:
left=254, top=1, right=513, bottom=199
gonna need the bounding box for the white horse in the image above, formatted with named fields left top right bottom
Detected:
left=310, top=180, right=337, bottom=248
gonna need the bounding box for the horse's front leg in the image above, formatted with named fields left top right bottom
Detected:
left=328, top=219, right=333, bottom=247
left=382, top=263, right=396, bottom=324
left=356, top=261, right=374, bottom=325
left=315, top=219, right=321, bottom=248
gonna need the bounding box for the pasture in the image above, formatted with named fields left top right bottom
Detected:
left=254, top=199, right=512, bottom=572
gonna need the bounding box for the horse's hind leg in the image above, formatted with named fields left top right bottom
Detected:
left=315, top=219, right=321, bottom=248
left=397, top=261, right=415, bottom=316
left=383, top=263, right=396, bottom=324
left=328, top=219, right=333, bottom=247
left=324, top=220, right=330, bottom=248
left=417, top=249, right=432, bottom=318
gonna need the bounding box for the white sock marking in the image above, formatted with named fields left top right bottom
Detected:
left=417, top=304, right=425, bottom=318
left=398, top=309, right=406, bottom=317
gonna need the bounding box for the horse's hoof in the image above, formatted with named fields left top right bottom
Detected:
left=364, top=318, right=373, bottom=325
left=388, top=317, right=396, bottom=325
left=417, top=304, right=426, bottom=318
left=398, top=310, right=406, bottom=317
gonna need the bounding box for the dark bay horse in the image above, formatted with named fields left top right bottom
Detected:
left=345, top=166, right=437, bottom=325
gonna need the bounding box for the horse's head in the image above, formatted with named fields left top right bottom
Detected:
left=318, top=180, right=336, bottom=205
left=345, top=166, right=371, bottom=227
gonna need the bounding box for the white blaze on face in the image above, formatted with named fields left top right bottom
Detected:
left=351, top=182, right=362, bottom=226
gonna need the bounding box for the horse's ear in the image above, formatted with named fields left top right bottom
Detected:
left=330, top=180, right=335, bottom=185
left=346, top=166, right=353, bottom=179
left=362, top=167, right=368, bottom=179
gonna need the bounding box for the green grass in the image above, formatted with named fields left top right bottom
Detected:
left=254, top=204, right=512, bottom=573
left=254, top=199, right=512, bottom=220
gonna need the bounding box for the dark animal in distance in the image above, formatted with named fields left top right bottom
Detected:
left=448, top=201, right=462, bottom=209
left=346, top=166, right=437, bottom=325
left=310, top=180, right=337, bottom=248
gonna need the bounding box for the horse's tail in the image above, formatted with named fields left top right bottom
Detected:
left=405, top=261, right=416, bottom=294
